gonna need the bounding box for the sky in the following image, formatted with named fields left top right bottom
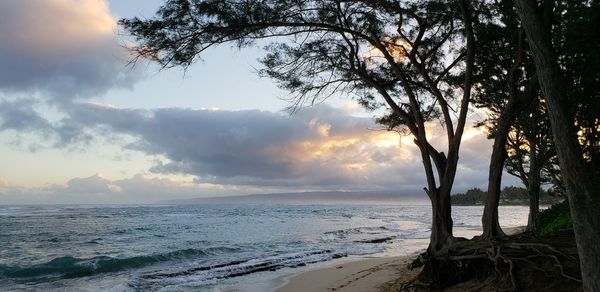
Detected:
left=0, top=0, right=521, bottom=204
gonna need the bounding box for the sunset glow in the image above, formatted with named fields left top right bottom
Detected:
left=0, top=0, right=515, bottom=204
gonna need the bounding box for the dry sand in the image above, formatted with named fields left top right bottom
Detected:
left=275, top=255, right=420, bottom=292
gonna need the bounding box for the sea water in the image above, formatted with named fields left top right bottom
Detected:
left=0, top=204, right=528, bottom=291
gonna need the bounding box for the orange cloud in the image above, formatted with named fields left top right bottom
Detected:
left=267, top=127, right=416, bottom=178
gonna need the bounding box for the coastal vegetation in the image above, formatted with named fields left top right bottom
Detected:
left=451, top=186, right=560, bottom=206
left=537, top=200, right=573, bottom=236
left=121, top=0, right=599, bottom=290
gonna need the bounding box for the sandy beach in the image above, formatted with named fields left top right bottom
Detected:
left=276, top=255, right=419, bottom=292
left=276, top=226, right=527, bottom=292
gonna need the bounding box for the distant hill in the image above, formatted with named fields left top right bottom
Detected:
left=162, top=191, right=427, bottom=205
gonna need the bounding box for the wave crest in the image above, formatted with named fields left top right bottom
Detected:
left=0, top=247, right=237, bottom=279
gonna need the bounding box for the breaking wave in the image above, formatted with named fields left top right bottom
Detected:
left=0, top=247, right=238, bottom=279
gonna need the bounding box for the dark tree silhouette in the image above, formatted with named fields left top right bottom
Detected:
left=470, top=0, right=541, bottom=239
left=504, top=98, right=559, bottom=232
left=470, top=0, right=548, bottom=238
left=515, top=0, right=600, bottom=289
left=120, top=0, right=478, bottom=254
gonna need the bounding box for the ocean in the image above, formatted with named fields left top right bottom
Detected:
left=0, top=204, right=529, bottom=291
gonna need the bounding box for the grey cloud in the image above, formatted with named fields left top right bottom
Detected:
left=0, top=1, right=522, bottom=197
left=56, top=101, right=512, bottom=193
left=0, top=0, right=139, bottom=101
left=0, top=99, right=95, bottom=149
left=0, top=0, right=140, bottom=150
left=0, top=98, right=517, bottom=194
left=66, top=103, right=376, bottom=185
left=65, top=174, right=117, bottom=195
left=0, top=99, right=53, bottom=132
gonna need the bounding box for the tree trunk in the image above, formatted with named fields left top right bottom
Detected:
left=428, top=187, right=454, bottom=255
left=413, top=135, right=454, bottom=255
left=482, top=107, right=516, bottom=239
left=526, top=109, right=541, bottom=232
left=526, top=174, right=540, bottom=232
left=516, top=0, right=600, bottom=289
left=482, top=25, right=539, bottom=240
left=482, top=81, right=539, bottom=238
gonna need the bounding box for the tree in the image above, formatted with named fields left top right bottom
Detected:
left=471, top=0, right=539, bottom=239
left=120, top=0, right=478, bottom=254
left=504, top=97, right=559, bottom=231
left=515, top=0, right=600, bottom=289
left=506, top=0, right=600, bottom=234
left=553, top=0, right=600, bottom=178
left=450, top=187, right=486, bottom=205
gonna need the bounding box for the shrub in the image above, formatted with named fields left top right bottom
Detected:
left=537, top=200, right=573, bottom=235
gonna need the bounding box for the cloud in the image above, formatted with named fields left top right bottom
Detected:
left=0, top=100, right=522, bottom=203
left=0, top=0, right=138, bottom=101
left=0, top=96, right=518, bottom=200
left=0, top=99, right=96, bottom=149
left=0, top=0, right=518, bottom=202
left=0, top=173, right=256, bottom=204
left=0, top=0, right=145, bottom=149
left=0, top=177, right=8, bottom=188
left=53, top=102, right=508, bottom=193
left=64, top=104, right=401, bottom=187
left=0, top=0, right=525, bottom=203
left=0, top=99, right=53, bottom=132
left=64, top=173, right=121, bottom=194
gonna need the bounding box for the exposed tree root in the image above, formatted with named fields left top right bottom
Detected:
left=401, top=230, right=582, bottom=291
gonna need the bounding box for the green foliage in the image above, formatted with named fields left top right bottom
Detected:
left=499, top=185, right=528, bottom=201
left=555, top=0, right=600, bottom=176
left=451, top=187, right=486, bottom=205
left=451, top=186, right=559, bottom=205
left=536, top=200, right=573, bottom=236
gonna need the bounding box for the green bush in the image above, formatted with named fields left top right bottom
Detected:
left=537, top=200, right=573, bottom=235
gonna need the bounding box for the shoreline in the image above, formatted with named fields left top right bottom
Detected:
left=275, top=254, right=420, bottom=292
left=275, top=226, right=527, bottom=292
